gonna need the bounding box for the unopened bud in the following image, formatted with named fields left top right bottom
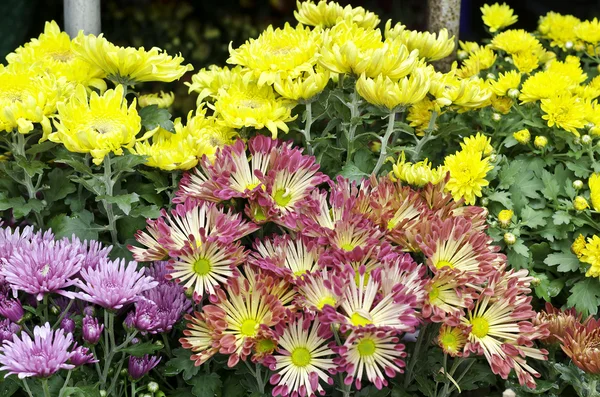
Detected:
left=513, top=129, right=530, bottom=144
left=100, top=391, right=107, bottom=397
left=531, top=277, right=541, bottom=287
left=492, top=113, right=502, bottom=122
left=565, top=41, right=574, bottom=49
left=480, top=197, right=490, bottom=206
left=489, top=154, right=498, bottom=162
left=486, top=73, right=496, bottom=80
left=120, top=369, right=128, bottom=377
left=534, top=135, right=548, bottom=149
left=51, top=305, right=61, bottom=315
left=582, top=134, right=592, bottom=145
left=504, top=56, right=513, bottom=64
left=573, top=180, right=584, bottom=190
left=498, top=210, right=514, bottom=228
left=507, top=88, right=519, bottom=99
left=574, top=196, right=590, bottom=211
left=148, top=382, right=160, bottom=393
left=503, top=232, right=516, bottom=245
left=154, top=340, right=164, bottom=348
left=457, top=50, right=468, bottom=60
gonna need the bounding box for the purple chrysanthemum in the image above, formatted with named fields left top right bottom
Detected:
left=82, top=315, right=103, bottom=345
left=0, top=298, right=23, bottom=323
left=67, top=236, right=112, bottom=270
left=0, top=323, right=74, bottom=378
left=70, top=345, right=97, bottom=366
left=0, top=320, right=20, bottom=344
left=0, top=226, right=54, bottom=282
left=73, top=258, right=158, bottom=310
left=128, top=354, right=161, bottom=380
left=2, top=239, right=84, bottom=300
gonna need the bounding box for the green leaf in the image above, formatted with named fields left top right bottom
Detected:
left=96, top=193, right=140, bottom=215
left=61, top=386, right=102, bottom=397
left=510, top=240, right=529, bottom=258
left=567, top=159, right=592, bottom=178
left=139, top=105, right=175, bottom=132
left=498, top=161, right=521, bottom=190
left=521, top=206, right=550, bottom=228
left=0, top=377, right=20, bottom=397
left=164, top=348, right=200, bottom=381
left=544, top=251, right=581, bottom=272
left=221, top=376, right=247, bottom=397
left=555, top=363, right=585, bottom=396
left=47, top=211, right=98, bottom=241
left=486, top=190, right=512, bottom=209
left=15, top=155, right=47, bottom=177
left=567, top=278, right=600, bottom=316
left=0, top=196, right=44, bottom=219
left=120, top=341, right=163, bottom=356
left=45, top=168, right=77, bottom=202
left=339, top=163, right=368, bottom=182
left=552, top=211, right=571, bottom=225
left=25, top=140, right=56, bottom=155
left=541, top=169, right=560, bottom=201
left=188, top=372, right=222, bottom=397
left=111, top=154, right=148, bottom=175
left=27, top=375, right=64, bottom=396
left=55, top=158, right=93, bottom=175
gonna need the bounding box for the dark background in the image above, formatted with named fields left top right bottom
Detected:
left=2, top=0, right=600, bottom=68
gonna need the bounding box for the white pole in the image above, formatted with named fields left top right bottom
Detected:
left=427, top=0, right=461, bottom=71
left=64, top=0, right=101, bottom=38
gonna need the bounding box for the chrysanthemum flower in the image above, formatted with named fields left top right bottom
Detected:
left=406, top=98, right=440, bottom=136
left=72, top=32, right=192, bottom=84
left=534, top=303, right=583, bottom=345
left=398, top=28, right=455, bottom=61
left=422, top=269, right=477, bottom=325
left=489, top=70, right=521, bottom=97
left=252, top=235, right=321, bottom=280
left=0, top=320, right=20, bottom=344
left=589, top=173, right=600, bottom=211
left=138, top=91, right=174, bottom=108
left=356, top=68, right=431, bottom=110
left=541, top=94, right=586, bottom=135
left=0, top=323, right=74, bottom=378
left=133, top=123, right=200, bottom=171
left=390, top=152, right=447, bottom=187
left=325, top=216, right=383, bottom=258
left=560, top=317, right=600, bottom=374
left=375, top=255, right=427, bottom=308
left=462, top=290, right=549, bottom=388
left=73, top=258, right=158, bottom=310
left=273, top=68, right=331, bottom=101
left=443, top=148, right=493, bottom=205
left=460, top=133, right=493, bottom=157
left=294, top=0, right=379, bottom=29
left=243, top=265, right=296, bottom=307
left=3, top=239, right=84, bottom=300
left=128, top=355, right=161, bottom=380
left=295, top=269, right=347, bottom=311
left=512, top=129, right=531, bottom=144
left=490, top=29, right=543, bottom=55
left=538, top=12, right=581, bottom=50
left=186, top=65, right=244, bottom=105
left=481, top=3, right=518, bottom=33
left=50, top=84, right=142, bottom=165
left=430, top=71, right=492, bottom=110
left=580, top=235, right=600, bottom=277
left=211, top=78, right=296, bottom=138
left=228, top=23, right=321, bottom=86
left=547, top=56, right=587, bottom=86
left=437, top=325, right=467, bottom=357
left=574, top=18, right=600, bottom=45
left=180, top=311, right=219, bottom=366
left=518, top=70, right=573, bottom=103
left=512, top=52, right=540, bottom=74
left=269, top=317, right=336, bottom=397
left=337, top=328, right=406, bottom=390
left=6, top=21, right=106, bottom=92
left=82, top=315, right=103, bottom=345
left=0, top=298, right=24, bottom=323
left=129, top=219, right=169, bottom=262
left=457, top=46, right=497, bottom=78
left=0, top=64, right=63, bottom=136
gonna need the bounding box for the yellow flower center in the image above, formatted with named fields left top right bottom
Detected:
left=440, top=331, right=461, bottom=352
left=193, top=258, right=212, bottom=276
left=429, top=286, right=440, bottom=302
left=91, top=120, right=117, bottom=135
left=357, top=338, right=376, bottom=357
left=240, top=318, right=258, bottom=337
left=291, top=347, right=311, bottom=367
left=354, top=271, right=370, bottom=287
left=246, top=182, right=261, bottom=191
left=350, top=312, right=373, bottom=327
left=435, top=259, right=454, bottom=269
left=470, top=316, right=490, bottom=338
left=238, top=99, right=264, bottom=110
left=51, top=51, right=74, bottom=62
left=340, top=242, right=356, bottom=251
left=316, top=296, right=337, bottom=309
left=387, top=219, right=398, bottom=230
left=256, top=338, right=276, bottom=353
left=253, top=206, right=267, bottom=221
left=273, top=188, right=292, bottom=207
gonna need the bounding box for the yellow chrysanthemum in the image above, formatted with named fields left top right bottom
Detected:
left=519, top=71, right=573, bottom=103
left=490, top=95, right=513, bottom=114
left=138, top=91, right=175, bottom=108
left=356, top=67, right=431, bottom=110
left=459, top=41, right=481, bottom=54
left=273, top=68, right=330, bottom=101
left=457, top=46, right=497, bottom=78
left=572, top=234, right=587, bottom=258
left=575, top=18, right=600, bottom=45
left=589, top=173, right=600, bottom=212
left=72, top=32, right=193, bottom=84
left=431, top=71, right=492, bottom=110
left=50, top=84, right=141, bottom=165
left=491, top=29, right=543, bottom=55
left=546, top=56, right=587, bottom=86
left=584, top=100, right=600, bottom=135
left=390, top=152, right=447, bottom=187
left=540, top=94, right=586, bottom=135
left=228, top=23, right=321, bottom=86
left=185, top=111, right=238, bottom=160
left=294, top=0, right=379, bottom=29
left=574, top=196, right=590, bottom=211
left=6, top=21, right=106, bottom=92
left=407, top=98, right=440, bottom=136
left=384, top=20, right=405, bottom=40
left=186, top=65, right=245, bottom=105
left=574, top=84, right=600, bottom=101
left=460, top=132, right=493, bottom=157
left=513, top=129, right=531, bottom=144
left=211, top=78, right=296, bottom=138
left=512, top=52, right=540, bottom=74
left=498, top=209, right=514, bottom=227
left=538, top=12, right=581, bottom=50
left=398, top=28, right=455, bottom=61
left=481, top=3, right=518, bottom=33
left=444, top=149, right=493, bottom=205
left=488, top=70, right=521, bottom=96
left=0, top=64, right=64, bottom=136
left=438, top=325, right=467, bottom=357
left=581, top=235, right=600, bottom=277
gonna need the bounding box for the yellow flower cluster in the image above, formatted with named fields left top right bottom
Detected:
left=389, top=152, right=447, bottom=187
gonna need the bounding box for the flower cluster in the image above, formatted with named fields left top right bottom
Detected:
left=131, top=135, right=549, bottom=394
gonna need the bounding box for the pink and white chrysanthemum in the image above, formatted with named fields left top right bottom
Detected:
left=375, top=253, right=428, bottom=309
left=295, top=269, right=348, bottom=312
left=336, top=328, right=407, bottom=390
left=321, top=267, right=418, bottom=334
left=461, top=284, right=549, bottom=389
left=180, top=311, right=220, bottom=366
left=129, top=219, right=169, bottom=262
left=251, top=234, right=322, bottom=281
left=269, top=316, right=336, bottom=397
left=417, top=216, right=499, bottom=279
left=422, top=268, right=477, bottom=326
left=325, top=216, right=384, bottom=259
left=244, top=264, right=296, bottom=306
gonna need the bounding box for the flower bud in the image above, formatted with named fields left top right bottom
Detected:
left=486, top=73, right=496, bottom=80
left=147, top=382, right=160, bottom=393
left=60, top=317, right=75, bottom=334
left=507, top=88, right=520, bottom=99
left=70, top=345, right=97, bottom=366
left=83, top=306, right=96, bottom=317
left=531, top=277, right=541, bottom=287
left=100, top=391, right=107, bottom=397
left=480, top=197, right=490, bottom=206
left=457, top=50, right=468, bottom=60
left=574, top=196, right=590, bottom=211
left=534, top=135, right=548, bottom=149
left=572, top=234, right=586, bottom=258
left=82, top=315, right=103, bottom=345
left=513, top=129, right=530, bottom=144
left=0, top=299, right=24, bottom=323
left=498, top=209, right=514, bottom=228
left=503, top=232, right=516, bottom=245
left=492, top=113, right=501, bottom=122
left=565, top=41, right=574, bottom=49
left=154, top=340, right=164, bottom=348
left=574, top=137, right=581, bottom=145
left=120, top=368, right=129, bottom=377
left=582, top=134, right=592, bottom=145
left=504, top=56, right=513, bottom=64
left=51, top=305, right=61, bottom=316
left=369, top=140, right=381, bottom=153
left=573, top=180, right=584, bottom=190
left=489, top=154, right=498, bottom=163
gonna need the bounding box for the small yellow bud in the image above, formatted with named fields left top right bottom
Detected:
left=531, top=277, right=541, bottom=287
left=457, top=50, right=468, bottom=60
left=486, top=73, right=496, bottom=80
left=148, top=382, right=160, bottom=393
left=573, top=180, right=584, bottom=190
left=565, top=41, right=574, bottom=49
left=507, top=88, right=520, bottom=99
left=370, top=141, right=382, bottom=153
left=574, top=43, right=585, bottom=51
left=498, top=209, right=514, bottom=228
left=492, top=113, right=502, bottom=122
left=574, top=196, right=590, bottom=211
left=572, top=234, right=586, bottom=258
left=534, top=135, right=548, bottom=149
left=503, top=232, right=516, bottom=245
left=513, top=129, right=531, bottom=144
left=582, top=135, right=592, bottom=145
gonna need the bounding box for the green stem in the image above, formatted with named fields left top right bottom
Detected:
left=589, top=379, right=598, bottom=397
left=411, top=126, right=434, bottom=161
left=302, top=102, right=314, bottom=155
left=52, top=299, right=74, bottom=329
left=131, top=381, right=136, bottom=397
left=244, top=360, right=266, bottom=393
left=102, top=155, right=118, bottom=245
left=404, top=324, right=428, bottom=388
left=447, top=359, right=475, bottom=395
left=42, top=295, right=49, bottom=323
left=58, top=370, right=73, bottom=397
left=162, top=333, right=172, bottom=358
left=15, top=133, right=44, bottom=228
left=372, top=111, right=396, bottom=175
left=22, top=379, right=34, bottom=397
left=42, top=378, right=51, bottom=397
left=345, top=89, right=362, bottom=164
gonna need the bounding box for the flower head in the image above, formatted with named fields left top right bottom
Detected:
left=580, top=235, right=600, bottom=277
left=437, top=325, right=467, bottom=357
left=489, top=70, right=521, bottom=97
left=444, top=149, right=493, bottom=205
left=294, top=0, right=379, bottom=29
left=0, top=323, right=74, bottom=378
left=541, top=94, right=586, bottom=135
left=73, top=258, right=158, bottom=310
left=70, top=345, right=97, bottom=366
left=356, top=67, right=431, bottom=110
left=82, top=315, right=103, bottom=345
left=186, top=65, right=244, bottom=105
left=0, top=298, right=24, bottom=323
left=589, top=173, right=600, bottom=211
left=534, top=303, right=583, bottom=345
left=73, top=32, right=192, bottom=84
left=538, top=12, right=581, bottom=50
left=0, top=320, right=20, bottom=344
left=513, top=129, right=530, bottom=144
left=481, top=3, right=518, bottom=33
left=138, top=91, right=174, bottom=108
left=390, top=152, right=446, bottom=187
left=128, top=355, right=161, bottom=380
left=398, top=28, right=455, bottom=61
left=274, top=68, right=330, bottom=101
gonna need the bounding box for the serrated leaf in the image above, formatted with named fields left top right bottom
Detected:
left=25, top=140, right=56, bottom=155
left=129, top=205, right=161, bottom=219
left=552, top=211, right=571, bottom=225
left=339, top=163, right=368, bottom=182
left=510, top=240, right=529, bottom=259
left=188, top=372, right=222, bottom=397
left=513, top=169, right=543, bottom=199
left=521, top=206, right=550, bottom=228
left=498, top=162, right=521, bottom=189
left=111, top=154, right=148, bottom=175
left=544, top=251, right=581, bottom=272
left=486, top=190, right=512, bottom=208
left=47, top=211, right=98, bottom=241
left=164, top=348, right=200, bottom=381
left=566, top=159, right=592, bottom=178
left=139, top=105, right=175, bottom=132
left=120, top=341, right=162, bottom=356
left=96, top=193, right=140, bottom=215
left=61, top=386, right=102, bottom=397
left=567, top=278, right=600, bottom=316
left=541, top=169, right=559, bottom=201
left=45, top=168, right=77, bottom=202
left=15, top=156, right=47, bottom=177
left=555, top=363, right=585, bottom=396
